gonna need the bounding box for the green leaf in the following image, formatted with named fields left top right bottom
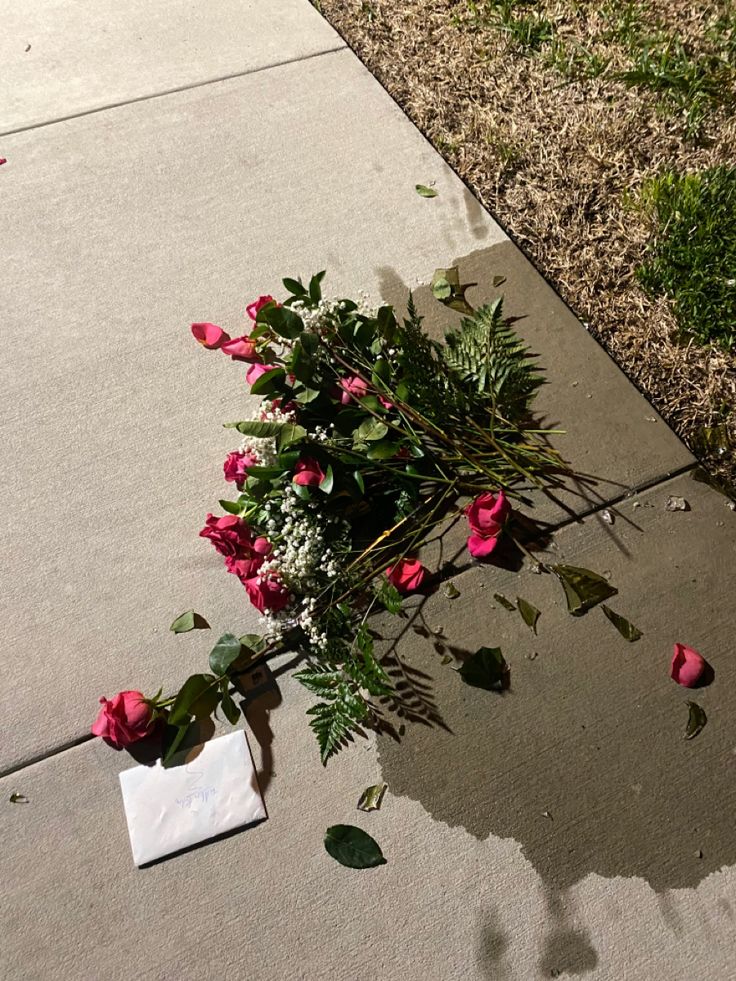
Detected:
left=431, top=266, right=475, bottom=315
left=307, top=685, right=369, bottom=764
left=357, top=784, right=387, bottom=812
left=459, top=646, right=510, bottom=692
left=250, top=367, right=285, bottom=395
left=220, top=687, right=241, bottom=725
left=283, top=276, right=307, bottom=296
left=550, top=564, right=617, bottom=616
left=256, top=303, right=303, bottom=339
left=366, top=440, right=401, bottom=460
left=601, top=605, right=642, bottom=642
left=517, top=597, right=541, bottom=634
left=309, top=270, right=326, bottom=303
left=685, top=701, right=707, bottom=740
left=431, top=276, right=452, bottom=301
left=442, top=300, right=543, bottom=414
left=299, top=330, right=319, bottom=355
left=376, top=578, right=403, bottom=614
left=353, top=470, right=365, bottom=494
left=239, top=633, right=267, bottom=654
left=218, top=498, right=243, bottom=515
left=415, top=183, right=438, bottom=198
left=356, top=418, right=388, bottom=442
left=324, top=825, right=387, bottom=869
left=208, top=633, right=243, bottom=675
left=494, top=593, right=516, bottom=612
left=223, top=420, right=284, bottom=438
left=169, top=610, right=210, bottom=633
left=319, top=464, right=334, bottom=494
left=169, top=674, right=220, bottom=726
left=162, top=721, right=191, bottom=765
left=443, top=582, right=460, bottom=599
left=278, top=423, right=308, bottom=449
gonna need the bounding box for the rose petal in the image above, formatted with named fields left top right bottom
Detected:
left=191, top=322, right=230, bottom=349
left=670, top=643, right=709, bottom=688
left=467, top=533, right=501, bottom=558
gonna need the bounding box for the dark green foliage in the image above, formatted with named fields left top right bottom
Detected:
left=637, top=167, right=736, bottom=350
left=443, top=299, right=544, bottom=418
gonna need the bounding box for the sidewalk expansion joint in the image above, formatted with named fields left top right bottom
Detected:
left=0, top=44, right=347, bottom=138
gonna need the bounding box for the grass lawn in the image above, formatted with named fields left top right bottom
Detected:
left=314, top=0, right=736, bottom=490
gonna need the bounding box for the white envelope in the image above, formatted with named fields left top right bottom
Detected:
left=119, top=730, right=267, bottom=866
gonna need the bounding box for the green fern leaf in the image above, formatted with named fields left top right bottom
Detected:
left=443, top=300, right=544, bottom=418
left=306, top=683, right=370, bottom=765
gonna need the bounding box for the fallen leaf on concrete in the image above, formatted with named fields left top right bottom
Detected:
left=601, top=605, right=642, bottom=642
left=550, top=564, right=617, bottom=616
left=443, top=582, right=460, bottom=599
left=9, top=792, right=28, bottom=804
left=459, top=646, right=510, bottom=691
left=517, top=597, right=541, bottom=634
left=430, top=266, right=476, bottom=314
left=324, top=824, right=387, bottom=868
left=665, top=495, right=690, bottom=512
left=684, top=701, right=707, bottom=739
left=170, top=609, right=210, bottom=633
left=357, top=783, right=387, bottom=812
left=440, top=654, right=453, bottom=665
left=415, top=184, right=438, bottom=198
left=494, top=592, right=516, bottom=612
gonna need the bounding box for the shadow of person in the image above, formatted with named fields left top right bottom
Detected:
left=237, top=664, right=283, bottom=798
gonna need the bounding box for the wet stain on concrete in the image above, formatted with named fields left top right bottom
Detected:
left=374, top=244, right=736, bottom=897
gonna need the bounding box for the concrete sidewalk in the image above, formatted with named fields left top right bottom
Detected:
left=1, top=2, right=734, bottom=979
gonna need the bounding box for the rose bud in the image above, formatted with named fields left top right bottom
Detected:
left=293, top=456, right=326, bottom=487
left=91, top=691, right=153, bottom=749
left=338, top=375, right=369, bottom=404
left=670, top=643, right=710, bottom=688
left=246, top=295, right=276, bottom=321
left=223, top=451, right=259, bottom=487
left=465, top=490, right=510, bottom=558
left=191, top=322, right=230, bottom=349
left=243, top=574, right=290, bottom=612
left=386, top=558, right=429, bottom=594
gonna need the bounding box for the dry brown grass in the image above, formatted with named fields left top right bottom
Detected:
left=315, top=0, right=736, bottom=490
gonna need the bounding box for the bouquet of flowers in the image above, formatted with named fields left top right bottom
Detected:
left=93, top=272, right=567, bottom=763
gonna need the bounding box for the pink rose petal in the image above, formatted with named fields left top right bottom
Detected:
left=670, top=643, right=709, bottom=688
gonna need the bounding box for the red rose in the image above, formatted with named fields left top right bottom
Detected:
left=246, top=295, right=276, bottom=321
left=386, top=558, right=429, bottom=594
left=91, top=690, right=152, bottom=748
left=339, top=375, right=368, bottom=404
left=200, top=513, right=253, bottom=558
left=220, top=334, right=260, bottom=362
left=243, top=574, right=290, bottom=612
left=465, top=491, right=510, bottom=558
left=223, top=451, right=259, bottom=487
left=224, top=536, right=272, bottom=582
left=191, top=322, right=230, bottom=349
left=670, top=643, right=709, bottom=688
left=293, top=456, right=325, bottom=487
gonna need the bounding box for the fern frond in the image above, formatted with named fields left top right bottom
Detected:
left=306, top=683, right=369, bottom=765
left=443, top=300, right=544, bottom=418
